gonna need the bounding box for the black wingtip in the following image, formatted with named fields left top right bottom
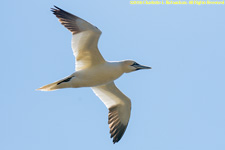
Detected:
left=50, top=6, right=64, bottom=17
left=50, top=5, right=72, bottom=17
left=51, top=5, right=61, bottom=12
left=53, top=5, right=60, bottom=10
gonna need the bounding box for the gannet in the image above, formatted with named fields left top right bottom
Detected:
left=37, top=6, right=151, bottom=144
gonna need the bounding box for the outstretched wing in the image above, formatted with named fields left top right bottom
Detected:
left=51, top=6, right=105, bottom=71
left=92, top=82, right=131, bottom=143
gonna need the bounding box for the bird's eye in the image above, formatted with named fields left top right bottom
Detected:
left=131, top=62, right=139, bottom=66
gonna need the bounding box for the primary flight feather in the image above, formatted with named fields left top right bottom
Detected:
left=37, top=6, right=151, bottom=144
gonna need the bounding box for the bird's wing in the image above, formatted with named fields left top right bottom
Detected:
left=51, top=6, right=105, bottom=71
left=92, top=82, right=131, bottom=143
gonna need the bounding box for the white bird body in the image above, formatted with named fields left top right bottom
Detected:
left=71, top=61, right=124, bottom=88
left=37, top=6, right=151, bottom=144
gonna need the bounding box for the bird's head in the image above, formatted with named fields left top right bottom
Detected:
left=122, top=60, right=152, bottom=73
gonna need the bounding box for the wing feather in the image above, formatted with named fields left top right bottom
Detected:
left=51, top=6, right=105, bottom=71
left=92, top=82, right=131, bottom=143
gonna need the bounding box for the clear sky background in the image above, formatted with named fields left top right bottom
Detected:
left=1, top=0, right=225, bottom=150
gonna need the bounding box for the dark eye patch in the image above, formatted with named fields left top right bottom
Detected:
left=131, top=62, right=139, bottom=66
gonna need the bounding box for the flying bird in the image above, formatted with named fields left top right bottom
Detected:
left=37, top=6, right=151, bottom=144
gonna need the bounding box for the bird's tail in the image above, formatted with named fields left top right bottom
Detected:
left=36, top=75, right=74, bottom=91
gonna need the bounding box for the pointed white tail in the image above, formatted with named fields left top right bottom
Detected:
left=36, top=75, right=74, bottom=91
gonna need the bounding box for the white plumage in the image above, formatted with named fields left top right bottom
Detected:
left=37, top=6, right=151, bottom=143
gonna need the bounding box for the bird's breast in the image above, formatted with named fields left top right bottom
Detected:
left=73, top=63, right=123, bottom=87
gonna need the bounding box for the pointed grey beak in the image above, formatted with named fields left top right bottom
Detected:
left=133, top=64, right=152, bottom=70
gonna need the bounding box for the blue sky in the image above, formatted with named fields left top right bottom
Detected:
left=1, top=0, right=225, bottom=150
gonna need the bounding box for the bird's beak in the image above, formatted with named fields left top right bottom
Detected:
left=133, top=64, right=152, bottom=70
